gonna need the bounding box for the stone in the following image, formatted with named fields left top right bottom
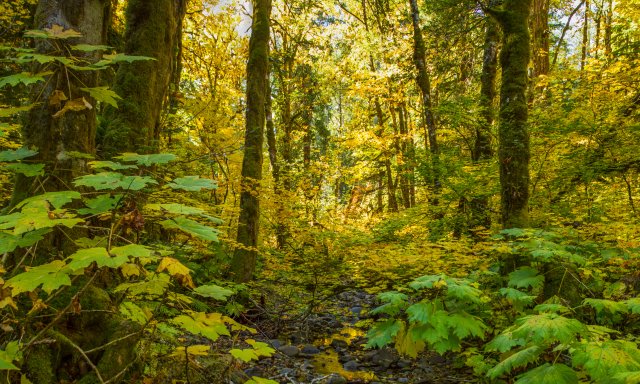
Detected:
left=350, top=306, right=363, bottom=316
left=398, top=378, right=409, bottom=383
left=300, top=344, right=321, bottom=355
left=343, top=360, right=359, bottom=371
left=370, top=348, right=398, bottom=369
left=269, top=339, right=282, bottom=349
left=327, top=373, right=348, bottom=384
left=397, top=359, right=411, bottom=368
left=331, top=339, right=349, bottom=350
left=278, top=345, right=300, bottom=357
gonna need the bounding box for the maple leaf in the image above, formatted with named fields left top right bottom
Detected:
left=6, top=260, right=72, bottom=295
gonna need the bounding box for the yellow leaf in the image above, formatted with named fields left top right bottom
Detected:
left=157, top=257, right=194, bottom=288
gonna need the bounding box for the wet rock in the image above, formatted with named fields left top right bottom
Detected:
left=343, top=360, right=359, bottom=371
left=269, top=339, right=282, bottom=349
left=243, top=366, right=264, bottom=377
left=398, top=378, right=409, bottom=383
left=370, top=348, right=398, bottom=369
left=278, top=345, right=300, bottom=357
left=350, top=306, right=363, bottom=316
left=397, top=359, right=412, bottom=368
left=327, top=373, right=348, bottom=384
left=301, top=344, right=321, bottom=355
left=279, top=367, right=295, bottom=376
left=331, top=339, right=349, bottom=350
left=338, top=353, right=354, bottom=363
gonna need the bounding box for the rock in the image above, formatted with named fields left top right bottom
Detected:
left=269, top=339, right=282, bottom=349
left=327, top=373, right=348, bottom=384
left=330, top=339, right=349, bottom=350
left=278, top=345, right=300, bottom=357
left=279, top=367, right=294, bottom=376
left=338, top=353, right=354, bottom=363
left=350, top=306, right=363, bottom=316
left=397, top=359, right=412, bottom=368
left=300, top=344, right=321, bottom=355
left=398, top=378, right=409, bottom=383
left=243, top=367, right=263, bottom=377
left=343, top=360, right=359, bottom=371
left=370, top=348, right=398, bottom=369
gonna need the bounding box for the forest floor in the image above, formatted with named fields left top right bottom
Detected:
left=229, top=225, right=490, bottom=384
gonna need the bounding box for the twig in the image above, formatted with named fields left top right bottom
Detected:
left=84, top=332, right=139, bottom=354
left=53, top=330, right=105, bottom=384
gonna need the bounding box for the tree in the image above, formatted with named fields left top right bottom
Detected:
left=10, top=0, right=110, bottom=207
left=99, top=0, right=187, bottom=156
left=231, top=0, right=272, bottom=282
left=409, top=0, right=440, bottom=197
left=492, top=0, right=532, bottom=228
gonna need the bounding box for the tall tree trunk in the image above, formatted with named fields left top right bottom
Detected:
left=409, top=0, right=440, bottom=196
left=531, top=0, right=549, bottom=76
left=493, top=0, right=532, bottom=228
left=231, top=0, right=271, bottom=283
left=11, top=0, right=110, bottom=207
left=99, top=0, right=186, bottom=156
left=581, top=0, right=589, bottom=71
left=604, top=0, right=612, bottom=59
left=470, top=11, right=500, bottom=230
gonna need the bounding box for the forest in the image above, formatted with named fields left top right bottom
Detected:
left=0, top=0, right=639, bottom=383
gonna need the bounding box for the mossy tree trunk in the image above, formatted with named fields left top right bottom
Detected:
left=99, top=0, right=186, bottom=157
left=409, top=0, right=440, bottom=196
left=231, top=0, right=272, bottom=283
left=10, top=0, right=110, bottom=208
left=493, top=0, right=532, bottom=228
left=470, top=10, right=500, bottom=230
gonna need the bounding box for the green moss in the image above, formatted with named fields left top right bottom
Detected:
left=25, top=345, right=57, bottom=384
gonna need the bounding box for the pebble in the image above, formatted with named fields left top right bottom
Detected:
left=278, top=345, right=300, bottom=357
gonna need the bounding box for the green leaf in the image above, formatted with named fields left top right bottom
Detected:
left=446, top=312, right=487, bottom=339
left=119, top=302, right=148, bottom=325
left=500, top=288, right=537, bottom=310
left=193, top=284, right=234, bottom=301
left=88, top=161, right=137, bottom=170
left=74, top=172, right=158, bottom=191
left=230, top=340, right=274, bottom=362
left=446, top=280, right=483, bottom=304
left=110, top=244, right=153, bottom=258
left=6, top=260, right=72, bottom=295
left=500, top=228, right=527, bottom=237
left=16, top=191, right=82, bottom=210
left=80, top=87, right=122, bottom=108
left=4, top=163, right=45, bottom=176
left=487, top=345, right=543, bottom=379
left=572, top=340, right=640, bottom=382
left=0, top=341, right=21, bottom=370
left=612, top=371, right=640, bottom=383
left=534, top=303, right=570, bottom=314
left=366, top=319, right=402, bottom=348
left=485, top=332, right=525, bottom=353
left=508, top=267, right=544, bottom=290
left=0, top=72, right=53, bottom=88
left=583, top=298, right=629, bottom=316
left=99, top=53, right=155, bottom=64
left=78, top=194, right=123, bottom=215
left=172, top=312, right=231, bottom=342
left=70, top=44, right=112, bottom=52
left=114, top=273, right=170, bottom=297
left=159, top=217, right=220, bottom=242
left=147, top=203, right=206, bottom=216
left=245, top=377, right=278, bottom=384
left=407, top=302, right=432, bottom=324
left=409, top=274, right=443, bottom=290
left=168, top=176, right=217, bottom=191
left=66, top=247, right=129, bottom=271
left=0, top=147, right=38, bottom=162
left=0, top=229, right=50, bottom=253
left=627, top=298, right=640, bottom=314
left=515, top=363, right=578, bottom=384
left=511, top=313, right=586, bottom=344
left=115, top=152, right=176, bottom=166
left=371, top=291, right=408, bottom=316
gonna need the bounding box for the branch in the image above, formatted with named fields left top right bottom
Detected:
left=552, top=0, right=587, bottom=67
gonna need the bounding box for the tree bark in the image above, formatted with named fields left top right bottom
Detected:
left=10, top=0, right=110, bottom=207
left=494, top=0, right=532, bottom=228
left=531, top=0, right=550, bottom=77
left=581, top=0, right=589, bottom=71
left=470, top=11, right=500, bottom=230
left=231, top=0, right=271, bottom=282
left=409, top=0, right=440, bottom=195
left=99, top=0, right=186, bottom=157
